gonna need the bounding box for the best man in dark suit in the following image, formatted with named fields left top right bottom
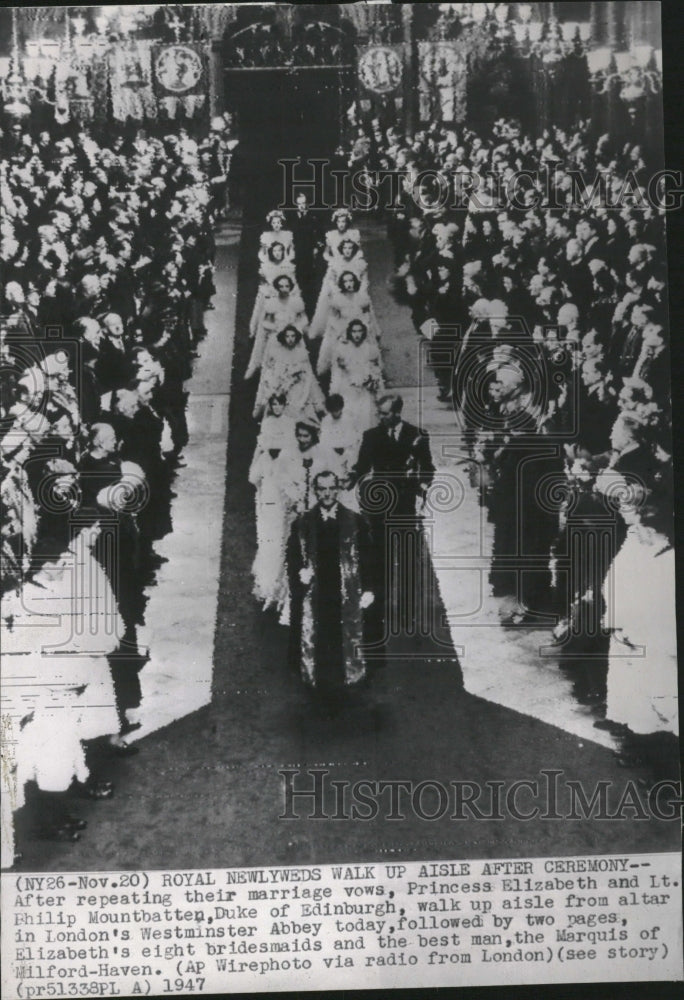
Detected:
left=287, top=192, right=323, bottom=315
left=353, top=393, right=435, bottom=657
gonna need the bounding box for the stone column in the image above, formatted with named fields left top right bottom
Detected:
left=606, top=3, right=630, bottom=147
left=199, top=3, right=237, bottom=118
left=607, top=2, right=626, bottom=50
left=589, top=2, right=608, bottom=46
left=402, top=4, right=417, bottom=136
left=209, top=39, right=225, bottom=117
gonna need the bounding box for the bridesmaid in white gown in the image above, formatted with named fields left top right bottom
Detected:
left=328, top=237, right=369, bottom=288
left=258, top=209, right=295, bottom=265
left=329, top=319, right=384, bottom=434
left=249, top=240, right=299, bottom=339
left=310, top=208, right=363, bottom=329
left=314, top=271, right=381, bottom=376
left=310, top=236, right=370, bottom=333
left=245, top=274, right=308, bottom=379
left=322, top=208, right=362, bottom=266
left=253, top=325, right=325, bottom=421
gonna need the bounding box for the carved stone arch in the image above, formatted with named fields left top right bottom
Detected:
left=291, top=19, right=356, bottom=68
left=222, top=17, right=287, bottom=70
left=222, top=4, right=358, bottom=70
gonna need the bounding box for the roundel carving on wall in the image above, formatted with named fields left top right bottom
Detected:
left=358, top=46, right=403, bottom=94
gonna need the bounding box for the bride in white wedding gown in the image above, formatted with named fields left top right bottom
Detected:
left=249, top=394, right=296, bottom=610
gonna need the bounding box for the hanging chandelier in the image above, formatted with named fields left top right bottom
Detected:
left=435, top=3, right=505, bottom=36
left=531, top=15, right=579, bottom=66
left=434, top=3, right=589, bottom=54
left=587, top=45, right=662, bottom=104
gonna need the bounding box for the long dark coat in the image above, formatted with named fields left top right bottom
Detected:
left=287, top=503, right=373, bottom=689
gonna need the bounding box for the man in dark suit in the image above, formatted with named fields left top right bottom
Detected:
left=562, top=238, right=594, bottom=310
left=353, top=393, right=435, bottom=656
left=406, top=217, right=439, bottom=336
left=287, top=192, right=323, bottom=315
left=355, top=393, right=435, bottom=513
left=576, top=218, right=605, bottom=264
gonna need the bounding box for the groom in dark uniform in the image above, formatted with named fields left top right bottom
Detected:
left=353, top=393, right=436, bottom=656
left=287, top=471, right=375, bottom=713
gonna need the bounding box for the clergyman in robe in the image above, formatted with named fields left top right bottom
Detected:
left=286, top=470, right=375, bottom=711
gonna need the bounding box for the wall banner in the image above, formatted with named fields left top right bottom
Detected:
left=418, top=41, right=468, bottom=124
left=152, top=42, right=207, bottom=119
left=109, top=40, right=156, bottom=121
left=357, top=44, right=403, bottom=95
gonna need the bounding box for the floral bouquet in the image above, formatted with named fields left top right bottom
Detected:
left=363, top=374, right=382, bottom=393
